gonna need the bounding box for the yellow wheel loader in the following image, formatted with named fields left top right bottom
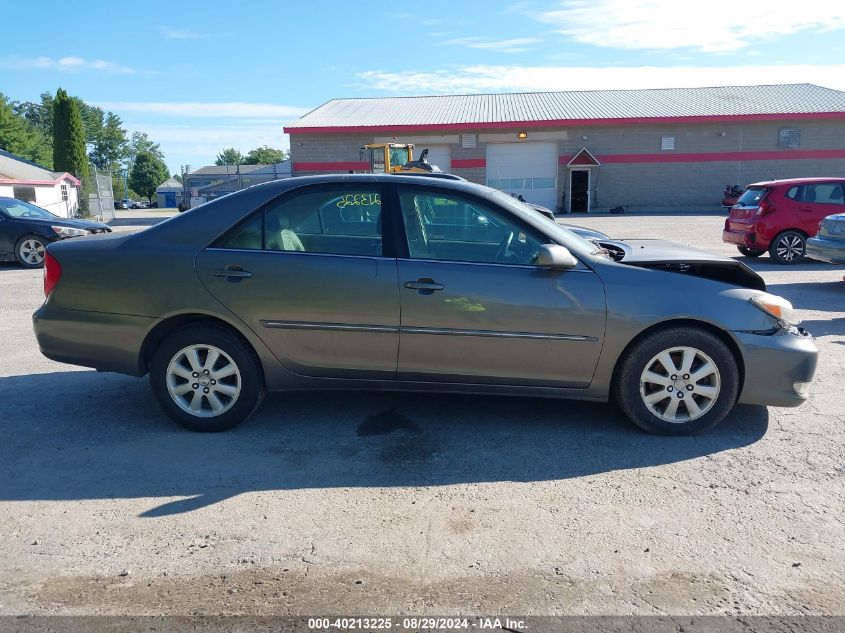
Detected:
left=362, top=143, right=443, bottom=174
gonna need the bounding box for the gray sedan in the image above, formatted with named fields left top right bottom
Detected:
left=807, top=213, right=845, bottom=264
left=33, top=175, right=817, bottom=435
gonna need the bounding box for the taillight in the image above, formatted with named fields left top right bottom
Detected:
left=43, top=251, right=62, bottom=298
left=756, top=199, right=776, bottom=216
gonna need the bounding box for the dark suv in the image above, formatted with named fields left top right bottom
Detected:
left=722, top=177, right=845, bottom=264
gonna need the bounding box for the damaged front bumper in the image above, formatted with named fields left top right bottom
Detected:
left=734, top=326, right=818, bottom=407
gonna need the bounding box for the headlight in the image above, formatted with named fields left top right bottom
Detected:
left=51, top=226, right=89, bottom=238
left=749, top=293, right=799, bottom=327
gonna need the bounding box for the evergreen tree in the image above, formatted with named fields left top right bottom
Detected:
left=0, top=93, right=51, bottom=166
left=52, top=88, right=89, bottom=179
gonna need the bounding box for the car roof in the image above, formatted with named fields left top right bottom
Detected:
left=747, top=177, right=845, bottom=187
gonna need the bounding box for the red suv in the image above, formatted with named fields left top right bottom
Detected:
left=722, top=178, right=845, bottom=264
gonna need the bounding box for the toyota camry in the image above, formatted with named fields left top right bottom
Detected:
left=33, top=175, right=817, bottom=434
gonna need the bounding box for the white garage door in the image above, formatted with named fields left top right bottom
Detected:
left=486, top=142, right=558, bottom=209
left=415, top=145, right=450, bottom=172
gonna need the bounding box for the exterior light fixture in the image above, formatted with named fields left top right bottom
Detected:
left=517, top=131, right=528, bottom=139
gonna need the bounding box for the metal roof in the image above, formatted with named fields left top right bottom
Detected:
left=285, top=84, right=845, bottom=133
left=189, top=164, right=269, bottom=176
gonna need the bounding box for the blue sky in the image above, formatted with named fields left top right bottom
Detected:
left=2, top=0, right=845, bottom=174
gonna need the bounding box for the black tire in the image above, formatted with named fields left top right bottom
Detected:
left=14, top=234, right=48, bottom=268
left=149, top=324, right=265, bottom=432
left=614, top=327, right=739, bottom=435
left=768, top=230, right=806, bottom=265
left=737, top=246, right=765, bottom=258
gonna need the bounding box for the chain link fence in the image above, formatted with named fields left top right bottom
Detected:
left=80, top=166, right=115, bottom=222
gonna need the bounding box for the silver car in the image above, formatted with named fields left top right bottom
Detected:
left=33, top=175, right=817, bottom=435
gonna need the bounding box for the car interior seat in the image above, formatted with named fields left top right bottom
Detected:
left=266, top=213, right=305, bottom=252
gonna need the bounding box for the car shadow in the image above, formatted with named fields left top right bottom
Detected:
left=765, top=281, right=844, bottom=313
left=0, top=371, right=769, bottom=518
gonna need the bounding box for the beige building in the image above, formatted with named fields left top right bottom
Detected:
left=285, top=84, right=845, bottom=213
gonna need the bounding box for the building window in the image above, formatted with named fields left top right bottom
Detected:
left=12, top=186, right=36, bottom=202
left=61, top=184, right=69, bottom=201
left=778, top=128, right=800, bottom=149
left=660, top=136, right=675, bottom=150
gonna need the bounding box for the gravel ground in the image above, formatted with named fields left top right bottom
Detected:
left=0, top=212, right=842, bottom=616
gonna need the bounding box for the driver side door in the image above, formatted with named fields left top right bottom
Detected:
left=395, top=186, right=606, bottom=387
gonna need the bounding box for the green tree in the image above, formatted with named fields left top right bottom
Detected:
left=125, top=131, right=164, bottom=168
left=172, top=173, right=183, bottom=183
left=52, top=88, right=89, bottom=180
left=0, top=93, right=51, bottom=166
left=129, top=151, right=169, bottom=203
left=90, top=112, right=128, bottom=170
left=243, top=145, right=289, bottom=165
left=215, top=148, right=244, bottom=165
left=13, top=92, right=54, bottom=135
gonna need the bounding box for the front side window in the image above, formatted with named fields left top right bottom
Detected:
left=398, top=189, right=543, bottom=265
left=215, top=188, right=383, bottom=257
left=804, top=183, right=844, bottom=205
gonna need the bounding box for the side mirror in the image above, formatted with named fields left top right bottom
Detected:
left=536, top=244, right=578, bottom=269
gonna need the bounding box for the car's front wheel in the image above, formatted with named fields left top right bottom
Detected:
left=150, top=325, right=265, bottom=432
left=15, top=235, right=47, bottom=268
left=737, top=246, right=765, bottom=258
left=769, top=230, right=806, bottom=264
left=614, top=327, right=739, bottom=435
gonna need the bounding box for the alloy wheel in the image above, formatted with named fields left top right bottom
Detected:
left=19, top=239, right=45, bottom=265
left=166, top=344, right=241, bottom=418
left=639, top=346, right=721, bottom=423
left=775, top=234, right=805, bottom=262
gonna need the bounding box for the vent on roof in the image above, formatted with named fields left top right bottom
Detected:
left=778, top=128, right=800, bottom=149
left=461, top=134, right=477, bottom=149
left=661, top=136, right=675, bottom=150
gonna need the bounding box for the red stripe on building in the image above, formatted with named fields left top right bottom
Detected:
left=293, top=161, right=370, bottom=171
left=451, top=158, right=486, bottom=169
left=284, top=111, right=845, bottom=135
left=594, top=149, right=845, bottom=164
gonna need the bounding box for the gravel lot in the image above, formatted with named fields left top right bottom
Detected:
left=0, top=212, right=842, bottom=616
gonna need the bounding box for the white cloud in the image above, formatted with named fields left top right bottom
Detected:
left=535, top=0, right=845, bottom=53
left=1, top=56, right=135, bottom=74
left=436, top=36, right=543, bottom=54
left=158, top=26, right=216, bottom=40
left=93, top=101, right=310, bottom=118
left=357, top=63, right=845, bottom=94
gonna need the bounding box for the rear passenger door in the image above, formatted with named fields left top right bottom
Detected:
left=195, top=184, right=400, bottom=379
left=799, top=182, right=845, bottom=235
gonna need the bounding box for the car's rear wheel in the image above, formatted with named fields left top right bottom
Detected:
left=737, top=246, right=765, bottom=258
left=15, top=235, right=47, bottom=268
left=150, top=325, right=264, bottom=432
left=614, top=327, right=739, bottom=435
left=769, top=230, right=806, bottom=264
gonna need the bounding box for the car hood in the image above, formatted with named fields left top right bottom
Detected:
left=20, top=216, right=111, bottom=231
left=612, top=239, right=767, bottom=291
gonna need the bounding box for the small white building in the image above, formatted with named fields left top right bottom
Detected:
left=155, top=176, right=183, bottom=209
left=0, top=149, right=81, bottom=219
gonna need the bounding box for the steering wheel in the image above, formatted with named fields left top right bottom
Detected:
left=494, top=231, right=515, bottom=262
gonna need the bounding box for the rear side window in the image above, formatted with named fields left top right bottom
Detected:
left=736, top=187, right=768, bottom=207
left=214, top=187, right=383, bottom=257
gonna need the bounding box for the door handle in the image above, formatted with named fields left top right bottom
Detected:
left=213, top=266, right=253, bottom=280
left=404, top=278, right=444, bottom=294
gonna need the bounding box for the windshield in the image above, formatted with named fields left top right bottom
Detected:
left=484, top=188, right=603, bottom=256
left=1, top=199, right=59, bottom=219
left=736, top=187, right=768, bottom=207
